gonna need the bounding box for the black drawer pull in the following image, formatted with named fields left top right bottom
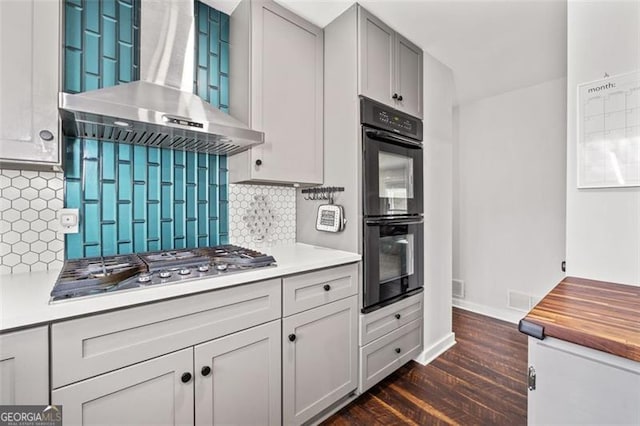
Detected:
left=201, top=366, right=211, bottom=377
left=395, top=313, right=401, bottom=320
left=288, top=334, right=296, bottom=342
left=323, top=284, right=331, bottom=291
left=395, top=348, right=401, bottom=354
left=181, top=372, right=192, bottom=383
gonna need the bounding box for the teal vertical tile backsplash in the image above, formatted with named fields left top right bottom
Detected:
left=195, top=1, right=230, bottom=113
left=64, top=0, right=230, bottom=259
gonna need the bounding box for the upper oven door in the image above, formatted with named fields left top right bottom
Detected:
left=363, top=127, right=424, bottom=217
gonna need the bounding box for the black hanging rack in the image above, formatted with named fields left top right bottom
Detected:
left=300, top=186, right=344, bottom=204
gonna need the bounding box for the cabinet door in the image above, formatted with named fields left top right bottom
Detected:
left=528, top=336, right=640, bottom=425
left=250, top=1, right=323, bottom=185
left=0, top=0, right=60, bottom=167
left=0, top=327, right=48, bottom=405
left=358, top=7, right=395, bottom=107
left=395, top=34, right=423, bottom=118
left=194, top=320, right=281, bottom=426
left=52, top=349, right=194, bottom=426
left=283, top=296, right=358, bottom=425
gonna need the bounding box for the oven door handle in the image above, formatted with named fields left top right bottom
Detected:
left=366, top=217, right=424, bottom=226
left=365, top=129, right=422, bottom=148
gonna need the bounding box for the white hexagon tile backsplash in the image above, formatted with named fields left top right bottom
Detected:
left=228, top=184, right=296, bottom=249
left=0, top=169, right=65, bottom=275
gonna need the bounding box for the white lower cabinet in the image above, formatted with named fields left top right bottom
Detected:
left=53, top=321, right=282, bottom=426
left=47, top=265, right=361, bottom=425
left=359, top=318, right=422, bottom=392
left=0, top=326, right=49, bottom=405
left=357, top=292, right=424, bottom=393
left=528, top=336, right=640, bottom=425
left=52, top=348, right=194, bottom=426
left=195, top=320, right=281, bottom=426
left=283, top=295, right=358, bottom=425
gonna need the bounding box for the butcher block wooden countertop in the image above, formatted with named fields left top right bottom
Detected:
left=521, top=276, right=640, bottom=362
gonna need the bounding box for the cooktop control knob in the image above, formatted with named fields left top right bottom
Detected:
left=159, top=270, right=172, bottom=279
left=215, top=263, right=228, bottom=272
left=137, top=273, right=152, bottom=283
left=179, top=268, right=191, bottom=276
left=198, top=264, right=210, bottom=272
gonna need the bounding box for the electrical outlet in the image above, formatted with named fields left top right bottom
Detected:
left=59, top=208, right=79, bottom=234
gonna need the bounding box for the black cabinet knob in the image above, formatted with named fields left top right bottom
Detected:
left=255, top=159, right=262, bottom=166
left=181, top=372, right=192, bottom=383
left=395, top=348, right=401, bottom=354
left=323, top=284, right=331, bottom=291
left=288, top=334, right=296, bottom=342
left=395, top=313, right=401, bottom=319
left=39, top=130, right=54, bottom=141
left=201, top=366, right=211, bottom=377
left=397, top=95, right=403, bottom=101
left=392, top=93, right=398, bottom=100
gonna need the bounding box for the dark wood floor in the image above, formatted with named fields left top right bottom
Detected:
left=323, top=308, right=528, bottom=426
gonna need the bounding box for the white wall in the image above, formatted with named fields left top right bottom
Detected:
left=566, top=1, right=640, bottom=286
left=416, top=52, right=456, bottom=364
left=453, top=78, right=567, bottom=322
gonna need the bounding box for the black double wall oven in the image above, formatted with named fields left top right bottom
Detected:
left=361, top=97, right=424, bottom=313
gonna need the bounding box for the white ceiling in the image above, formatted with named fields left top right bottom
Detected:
left=205, top=0, right=567, bottom=106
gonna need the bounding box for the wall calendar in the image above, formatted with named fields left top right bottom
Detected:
left=578, top=71, right=640, bottom=188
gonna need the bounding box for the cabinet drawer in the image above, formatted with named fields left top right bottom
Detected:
left=360, top=292, right=423, bottom=346
left=283, top=263, right=358, bottom=316
left=359, top=318, right=423, bottom=392
left=52, top=279, right=281, bottom=388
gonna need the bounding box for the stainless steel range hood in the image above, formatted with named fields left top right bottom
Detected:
left=59, top=0, right=263, bottom=155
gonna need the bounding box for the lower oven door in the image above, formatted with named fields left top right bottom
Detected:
left=363, top=216, right=424, bottom=313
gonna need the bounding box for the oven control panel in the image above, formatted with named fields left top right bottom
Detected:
left=372, top=106, right=417, bottom=133
left=360, top=96, right=423, bottom=141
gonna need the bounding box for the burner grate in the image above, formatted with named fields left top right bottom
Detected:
left=57, top=254, right=146, bottom=282
left=195, top=245, right=276, bottom=268
left=52, top=254, right=147, bottom=300
left=51, top=245, right=277, bottom=301
left=139, top=249, right=211, bottom=271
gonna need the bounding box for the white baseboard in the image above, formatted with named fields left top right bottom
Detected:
left=413, top=332, right=456, bottom=366
left=453, top=298, right=524, bottom=324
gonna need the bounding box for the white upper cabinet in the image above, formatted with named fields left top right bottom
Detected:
left=229, top=0, right=324, bottom=186
left=358, top=7, right=423, bottom=119
left=358, top=10, right=395, bottom=106
left=0, top=0, right=60, bottom=169
left=395, top=33, right=424, bottom=118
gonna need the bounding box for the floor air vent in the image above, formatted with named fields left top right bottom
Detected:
left=452, top=279, right=465, bottom=299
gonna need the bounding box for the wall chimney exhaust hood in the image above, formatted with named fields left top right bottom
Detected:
left=59, top=0, right=263, bottom=156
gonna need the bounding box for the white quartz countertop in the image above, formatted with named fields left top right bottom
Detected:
left=0, top=243, right=360, bottom=332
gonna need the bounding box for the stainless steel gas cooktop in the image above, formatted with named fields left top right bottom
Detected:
left=50, top=245, right=276, bottom=302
